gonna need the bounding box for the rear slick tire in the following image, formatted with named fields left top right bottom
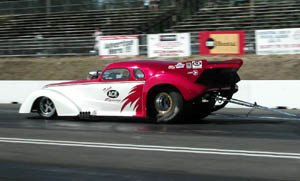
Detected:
left=151, top=89, right=183, bottom=123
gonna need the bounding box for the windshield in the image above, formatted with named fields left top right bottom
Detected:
left=102, top=68, right=130, bottom=80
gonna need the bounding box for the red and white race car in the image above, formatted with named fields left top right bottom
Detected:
left=19, top=59, right=243, bottom=123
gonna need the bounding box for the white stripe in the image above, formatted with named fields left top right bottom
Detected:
left=46, top=81, right=145, bottom=87
left=0, top=137, right=299, bottom=160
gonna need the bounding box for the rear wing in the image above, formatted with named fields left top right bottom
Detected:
left=196, top=59, right=243, bottom=87
left=180, top=59, right=243, bottom=87
left=205, top=59, right=243, bottom=69
left=180, top=59, right=243, bottom=70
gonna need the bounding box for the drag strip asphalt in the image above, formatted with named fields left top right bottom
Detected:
left=1, top=137, right=300, bottom=160
left=0, top=104, right=300, bottom=181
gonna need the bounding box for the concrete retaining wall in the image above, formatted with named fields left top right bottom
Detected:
left=0, top=81, right=66, bottom=104
left=229, top=80, right=300, bottom=109
left=0, top=80, right=299, bottom=109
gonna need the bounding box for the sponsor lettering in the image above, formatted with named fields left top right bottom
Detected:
left=200, top=31, right=244, bottom=55
left=168, top=65, right=175, bottom=69
left=107, top=90, right=119, bottom=98
left=160, top=35, right=177, bottom=41
left=175, top=63, right=185, bottom=69
left=215, top=41, right=236, bottom=46
left=187, top=70, right=198, bottom=76
left=105, top=98, right=121, bottom=102
left=148, top=33, right=191, bottom=57
left=192, top=61, right=202, bottom=69
left=205, top=38, right=215, bottom=49
left=186, top=63, right=192, bottom=69
left=256, top=28, right=300, bottom=55
left=104, top=40, right=133, bottom=49
left=103, top=86, right=112, bottom=92
left=99, top=35, right=139, bottom=58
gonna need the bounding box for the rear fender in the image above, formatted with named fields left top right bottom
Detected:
left=19, top=89, right=80, bottom=116
left=143, top=74, right=206, bottom=101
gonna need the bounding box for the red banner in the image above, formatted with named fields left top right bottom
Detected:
left=199, top=31, right=245, bottom=55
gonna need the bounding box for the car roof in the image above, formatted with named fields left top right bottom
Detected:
left=105, top=59, right=177, bottom=70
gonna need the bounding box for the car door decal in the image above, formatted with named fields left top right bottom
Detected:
left=107, top=90, right=119, bottom=98
left=121, top=84, right=143, bottom=113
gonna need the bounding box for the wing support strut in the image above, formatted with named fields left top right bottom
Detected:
left=216, top=96, right=299, bottom=118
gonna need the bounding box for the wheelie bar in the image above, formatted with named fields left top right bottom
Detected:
left=217, top=97, right=299, bottom=118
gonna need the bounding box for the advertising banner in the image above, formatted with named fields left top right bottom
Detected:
left=99, top=35, right=139, bottom=58
left=147, top=33, right=191, bottom=57
left=199, top=31, right=245, bottom=55
left=256, top=28, right=300, bottom=55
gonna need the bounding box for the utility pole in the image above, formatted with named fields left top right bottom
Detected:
left=250, top=0, right=255, bottom=16
left=46, top=0, right=51, bottom=15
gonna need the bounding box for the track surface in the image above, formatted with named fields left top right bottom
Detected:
left=0, top=104, right=300, bottom=181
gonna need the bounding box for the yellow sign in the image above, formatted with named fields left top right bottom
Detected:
left=210, top=34, right=240, bottom=54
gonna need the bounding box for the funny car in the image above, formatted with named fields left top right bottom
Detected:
left=19, top=59, right=243, bottom=123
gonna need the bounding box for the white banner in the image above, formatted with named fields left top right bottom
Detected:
left=256, top=28, right=300, bottom=55
left=99, top=35, right=139, bottom=58
left=147, top=33, right=191, bottom=57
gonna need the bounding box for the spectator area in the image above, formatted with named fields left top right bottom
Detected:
left=167, top=0, right=300, bottom=52
left=0, top=0, right=299, bottom=57
left=0, top=6, right=175, bottom=57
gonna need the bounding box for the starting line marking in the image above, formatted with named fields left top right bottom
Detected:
left=0, top=137, right=300, bottom=160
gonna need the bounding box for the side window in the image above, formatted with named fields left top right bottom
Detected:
left=134, top=68, right=145, bottom=79
left=102, top=68, right=130, bottom=80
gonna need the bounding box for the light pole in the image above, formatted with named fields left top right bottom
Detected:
left=46, top=0, right=51, bottom=14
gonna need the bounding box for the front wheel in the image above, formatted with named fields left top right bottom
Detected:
left=38, top=97, right=57, bottom=118
left=148, top=88, right=183, bottom=123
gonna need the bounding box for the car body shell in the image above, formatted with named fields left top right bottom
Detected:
left=19, top=59, right=243, bottom=118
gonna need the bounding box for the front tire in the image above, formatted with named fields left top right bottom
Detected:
left=149, top=88, right=183, bottom=123
left=38, top=97, right=57, bottom=118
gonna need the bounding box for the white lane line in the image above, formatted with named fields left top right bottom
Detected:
left=0, top=137, right=300, bottom=160
left=0, top=110, right=18, bottom=113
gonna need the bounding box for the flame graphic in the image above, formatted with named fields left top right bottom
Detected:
left=121, top=84, right=144, bottom=114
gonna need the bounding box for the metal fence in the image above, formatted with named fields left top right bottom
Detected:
left=0, top=31, right=255, bottom=58
left=134, top=31, right=254, bottom=57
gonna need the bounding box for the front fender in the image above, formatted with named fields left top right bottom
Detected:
left=144, top=74, right=206, bottom=101
left=19, top=89, right=80, bottom=116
